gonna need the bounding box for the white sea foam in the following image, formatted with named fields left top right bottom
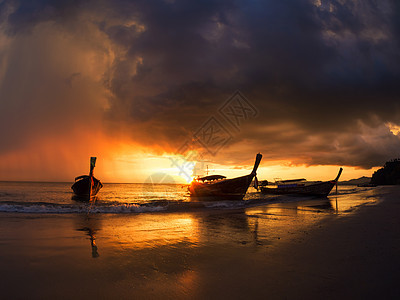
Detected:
left=0, top=203, right=167, bottom=214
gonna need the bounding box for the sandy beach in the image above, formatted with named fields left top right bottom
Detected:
left=1, top=186, right=399, bottom=299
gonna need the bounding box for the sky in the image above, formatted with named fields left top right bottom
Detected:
left=0, top=0, right=400, bottom=183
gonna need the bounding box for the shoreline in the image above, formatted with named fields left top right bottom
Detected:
left=0, top=186, right=399, bottom=299
left=240, top=186, right=400, bottom=299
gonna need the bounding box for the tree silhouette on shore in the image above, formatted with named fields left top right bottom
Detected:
left=371, top=159, right=400, bottom=185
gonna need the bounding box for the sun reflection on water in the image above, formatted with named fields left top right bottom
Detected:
left=100, top=214, right=201, bottom=250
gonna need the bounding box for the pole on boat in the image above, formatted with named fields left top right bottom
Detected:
left=335, top=196, right=338, bottom=214
left=89, top=157, right=97, bottom=199
left=89, top=157, right=96, bottom=176
left=336, top=181, right=338, bottom=195
left=334, top=167, right=343, bottom=195
left=251, top=153, right=263, bottom=176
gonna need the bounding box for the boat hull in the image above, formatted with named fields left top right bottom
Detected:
left=260, top=180, right=337, bottom=197
left=71, top=176, right=103, bottom=200
left=189, top=153, right=262, bottom=201
left=260, top=168, right=342, bottom=197
left=189, top=173, right=254, bottom=201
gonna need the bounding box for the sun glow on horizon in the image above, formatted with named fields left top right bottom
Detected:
left=92, top=149, right=381, bottom=184
left=0, top=134, right=379, bottom=184
left=109, top=151, right=197, bottom=184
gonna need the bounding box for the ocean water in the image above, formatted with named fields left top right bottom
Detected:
left=0, top=181, right=376, bottom=214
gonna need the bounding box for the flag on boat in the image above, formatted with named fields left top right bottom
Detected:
left=254, top=176, right=259, bottom=189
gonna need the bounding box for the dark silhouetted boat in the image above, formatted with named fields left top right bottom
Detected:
left=260, top=168, right=343, bottom=197
left=71, top=157, right=103, bottom=200
left=189, top=153, right=262, bottom=200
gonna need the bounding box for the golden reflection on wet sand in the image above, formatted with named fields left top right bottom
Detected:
left=100, top=213, right=201, bottom=250
left=67, top=188, right=381, bottom=265
left=86, top=198, right=339, bottom=255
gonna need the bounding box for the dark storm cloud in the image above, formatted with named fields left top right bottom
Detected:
left=1, top=0, right=400, bottom=168
left=2, top=0, right=83, bottom=35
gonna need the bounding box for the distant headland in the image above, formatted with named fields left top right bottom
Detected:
left=339, top=176, right=371, bottom=186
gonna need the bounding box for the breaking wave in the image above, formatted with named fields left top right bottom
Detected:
left=0, top=197, right=290, bottom=214
left=0, top=201, right=166, bottom=214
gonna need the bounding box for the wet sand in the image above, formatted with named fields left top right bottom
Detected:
left=1, top=186, right=399, bottom=299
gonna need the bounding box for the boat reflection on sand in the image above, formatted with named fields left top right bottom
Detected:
left=76, top=216, right=101, bottom=258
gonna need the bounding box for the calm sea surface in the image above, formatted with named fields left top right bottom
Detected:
left=0, top=181, right=376, bottom=214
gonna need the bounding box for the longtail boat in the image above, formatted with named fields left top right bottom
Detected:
left=189, top=153, right=262, bottom=201
left=71, top=157, right=103, bottom=200
left=260, top=168, right=343, bottom=197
